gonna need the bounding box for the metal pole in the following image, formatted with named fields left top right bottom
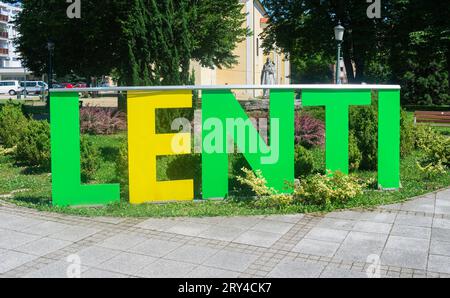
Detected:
left=48, top=50, right=53, bottom=89
left=23, top=68, right=27, bottom=99
left=336, top=41, right=342, bottom=84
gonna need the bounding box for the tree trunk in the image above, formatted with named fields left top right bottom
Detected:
left=354, top=55, right=366, bottom=83
left=343, top=41, right=355, bottom=83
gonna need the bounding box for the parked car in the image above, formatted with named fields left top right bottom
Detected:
left=74, top=82, right=87, bottom=88
left=20, top=81, right=48, bottom=95
left=51, top=83, right=64, bottom=89
left=0, top=80, right=21, bottom=95
left=60, top=82, right=74, bottom=88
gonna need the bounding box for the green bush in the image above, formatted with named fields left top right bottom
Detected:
left=229, top=154, right=257, bottom=196
left=400, top=110, right=415, bottom=157
left=416, top=128, right=449, bottom=177
left=350, top=104, right=378, bottom=171
left=166, top=154, right=202, bottom=197
left=294, top=171, right=365, bottom=207
left=80, top=135, right=101, bottom=183
left=349, top=132, right=362, bottom=171
left=116, top=140, right=129, bottom=185
left=237, top=168, right=365, bottom=208
left=236, top=168, right=293, bottom=209
left=294, top=145, right=314, bottom=177
left=15, top=120, right=51, bottom=170
left=0, top=103, right=28, bottom=148
left=310, top=147, right=326, bottom=174
left=415, top=125, right=435, bottom=150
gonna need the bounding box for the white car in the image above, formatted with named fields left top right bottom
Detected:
left=20, top=81, right=48, bottom=95
left=0, top=80, right=21, bottom=95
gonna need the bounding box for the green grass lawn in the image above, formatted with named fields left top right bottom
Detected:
left=1, top=131, right=448, bottom=218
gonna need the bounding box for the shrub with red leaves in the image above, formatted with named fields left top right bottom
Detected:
left=295, top=113, right=325, bottom=148
left=80, top=107, right=126, bottom=135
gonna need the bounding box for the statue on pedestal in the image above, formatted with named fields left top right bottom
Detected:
left=261, top=58, right=276, bottom=98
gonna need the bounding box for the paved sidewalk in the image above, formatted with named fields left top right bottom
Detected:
left=0, top=188, right=449, bottom=278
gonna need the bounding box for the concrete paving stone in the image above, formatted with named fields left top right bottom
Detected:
left=92, top=217, right=126, bottom=225
left=0, top=214, right=44, bottom=231
left=127, top=238, right=182, bottom=258
left=16, top=237, right=72, bottom=257
left=390, top=225, right=431, bottom=240
left=380, top=203, right=402, bottom=210
left=188, top=266, right=240, bottom=278
left=334, top=244, right=384, bottom=263
left=136, top=259, right=197, bottom=278
left=0, top=229, right=40, bottom=249
left=385, top=236, right=430, bottom=252
left=24, top=259, right=89, bottom=278
left=167, top=222, right=211, bottom=237
left=432, top=228, right=450, bottom=243
left=233, top=230, right=282, bottom=248
left=292, top=239, right=341, bottom=258
left=436, top=199, right=450, bottom=207
left=435, top=206, right=450, bottom=216
left=82, top=268, right=131, bottom=278
left=135, top=218, right=178, bottom=232
left=325, top=211, right=364, bottom=220
left=430, top=240, right=450, bottom=256
left=268, top=259, right=325, bottom=278
left=74, top=246, right=121, bottom=267
left=399, top=196, right=435, bottom=213
left=342, top=231, right=388, bottom=248
left=261, top=214, right=305, bottom=224
left=381, top=248, right=428, bottom=270
left=251, top=220, right=294, bottom=235
left=216, top=216, right=262, bottom=229
left=316, top=218, right=356, bottom=231
left=182, top=217, right=224, bottom=225
left=320, top=266, right=369, bottom=278
left=165, top=244, right=219, bottom=264
left=305, top=228, right=349, bottom=243
left=359, top=212, right=397, bottom=224
left=96, top=252, right=157, bottom=275
left=0, top=251, right=38, bottom=274
left=22, top=221, right=71, bottom=237
left=436, top=189, right=450, bottom=200
left=203, top=250, right=259, bottom=272
left=428, top=255, right=450, bottom=274
left=394, top=214, right=433, bottom=228
left=352, top=221, right=392, bottom=234
left=98, top=233, right=147, bottom=251
left=198, top=225, right=246, bottom=242
left=49, top=226, right=100, bottom=242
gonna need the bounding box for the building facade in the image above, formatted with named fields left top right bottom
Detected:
left=0, top=2, right=30, bottom=81
left=191, top=0, right=290, bottom=99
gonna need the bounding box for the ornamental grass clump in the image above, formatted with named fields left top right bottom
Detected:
left=294, top=171, right=365, bottom=206
left=295, top=113, right=325, bottom=148
left=237, top=167, right=365, bottom=209
left=80, top=107, right=126, bottom=135
left=415, top=126, right=449, bottom=177
left=236, top=168, right=293, bottom=209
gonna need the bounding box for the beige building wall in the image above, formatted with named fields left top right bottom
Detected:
left=192, top=0, right=290, bottom=100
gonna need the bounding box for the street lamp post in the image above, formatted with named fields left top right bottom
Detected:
left=46, top=41, right=55, bottom=107
left=334, top=22, right=345, bottom=84
left=47, top=41, right=55, bottom=89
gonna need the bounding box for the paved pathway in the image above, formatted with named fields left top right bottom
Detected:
left=1, top=188, right=449, bottom=278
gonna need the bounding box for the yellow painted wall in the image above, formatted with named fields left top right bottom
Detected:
left=193, top=0, right=290, bottom=100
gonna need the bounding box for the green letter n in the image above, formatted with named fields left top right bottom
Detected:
left=202, top=89, right=295, bottom=199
